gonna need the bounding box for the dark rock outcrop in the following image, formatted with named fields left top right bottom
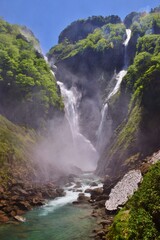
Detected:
left=58, top=15, right=121, bottom=44
left=48, top=16, right=126, bottom=143
left=0, top=180, right=65, bottom=223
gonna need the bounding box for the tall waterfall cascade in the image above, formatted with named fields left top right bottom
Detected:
left=57, top=81, right=98, bottom=171
left=96, top=29, right=131, bottom=153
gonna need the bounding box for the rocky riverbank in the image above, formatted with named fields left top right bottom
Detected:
left=87, top=156, right=158, bottom=240
left=0, top=180, right=65, bottom=224
left=0, top=164, right=148, bottom=239
left=89, top=179, right=118, bottom=239
left=60, top=174, right=119, bottom=240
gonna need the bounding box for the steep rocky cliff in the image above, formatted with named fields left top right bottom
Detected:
left=96, top=10, right=160, bottom=177
left=0, top=5, right=160, bottom=237
left=48, top=9, right=160, bottom=178
left=48, top=16, right=126, bottom=142
left=0, top=18, right=65, bottom=183
left=58, top=15, right=121, bottom=44
left=0, top=19, right=63, bottom=130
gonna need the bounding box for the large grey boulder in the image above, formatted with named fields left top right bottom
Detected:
left=105, top=170, right=142, bottom=212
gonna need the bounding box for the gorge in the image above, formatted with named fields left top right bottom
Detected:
left=0, top=5, right=160, bottom=240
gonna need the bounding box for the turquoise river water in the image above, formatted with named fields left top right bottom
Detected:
left=0, top=174, right=101, bottom=240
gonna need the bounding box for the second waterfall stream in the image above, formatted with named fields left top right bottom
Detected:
left=96, top=29, right=131, bottom=153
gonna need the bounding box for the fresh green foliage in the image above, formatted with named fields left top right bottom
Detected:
left=58, top=15, right=121, bottom=44
left=18, top=25, right=41, bottom=52
left=107, top=161, right=160, bottom=239
left=98, top=21, right=160, bottom=177
left=127, top=12, right=160, bottom=64
left=137, top=35, right=160, bottom=55
left=123, top=35, right=160, bottom=111
left=102, top=23, right=125, bottom=46
left=48, top=23, right=125, bottom=61
left=0, top=19, right=63, bottom=129
left=131, top=12, right=160, bottom=36
left=112, top=104, right=141, bottom=154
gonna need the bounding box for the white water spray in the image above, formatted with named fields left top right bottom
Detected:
left=39, top=174, right=102, bottom=216
left=124, top=29, right=132, bottom=47
left=96, top=29, right=131, bottom=153
left=57, top=81, right=98, bottom=171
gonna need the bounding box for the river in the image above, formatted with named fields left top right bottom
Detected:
left=0, top=174, right=102, bottom=240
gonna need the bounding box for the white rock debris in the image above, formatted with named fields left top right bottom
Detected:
left=105, top=170, right=142, bottom=211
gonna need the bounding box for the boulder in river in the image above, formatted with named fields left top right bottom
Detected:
left=73, top=193, right=90, bottom=204
left=14, top=215, right=26, bottom=222
left=90, top=182, right=98, bottom=187
left=84, top=188, right=92, bottom=193
left=90, top=187, right=103, bottom=200
left=73, top=182, right=82, bottom=189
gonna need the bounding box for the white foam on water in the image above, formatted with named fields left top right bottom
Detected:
left=39, top=176, right=103, bottom=216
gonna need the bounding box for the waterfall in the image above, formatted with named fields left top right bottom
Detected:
left=106, top=29, right=131, bottom=100
left=124, top=29, right=132, bottom=69
left=124, top=29, right=132, bottom=48
left=96, top=29, right=131, bottom=153
left=57, top=81, right=98, bottom=171
left=57, top=82, right=80, bottom=136
left=107, top=70, right=127, bottom=100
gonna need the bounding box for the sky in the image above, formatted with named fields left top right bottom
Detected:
left=0, top=0, right=160, bottom=53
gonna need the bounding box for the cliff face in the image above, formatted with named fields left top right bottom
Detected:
left=58, top=15, right=121, bottom=44
left=0, top=19, right=63, bottom=130
left=48, top=17, right=126, bottom=142
left=1, top=9, right=160, bottom=184
left=0, top=19, right=65, bottom=185
left=48, top=9, right=160, bottom=178
left=96, top=11, right=160, bottom=177
left=125, top=11, right=160, bottom=65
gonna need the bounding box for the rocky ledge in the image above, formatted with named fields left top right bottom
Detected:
left=0, top=180, right=65, bottom=223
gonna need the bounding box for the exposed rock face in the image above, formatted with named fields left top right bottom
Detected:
left=48, top=19, right=125, bottom=143
left=124, top=12, right=141, bottom=29
left=19, top=25, right=42, bottom=53
left=54, top=55, right=121, bottom=143
left=58, top=15, right=122, bottom=43
left=76, top=193, right=90, bottom=203
left=105, top=170, right=142, bottom=212
left=90, top=187, right=103, bottom=200
left=96, top=14, right=160, bottom=177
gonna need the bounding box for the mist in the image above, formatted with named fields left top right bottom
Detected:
left=33, top=81, right=99, bottom=181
